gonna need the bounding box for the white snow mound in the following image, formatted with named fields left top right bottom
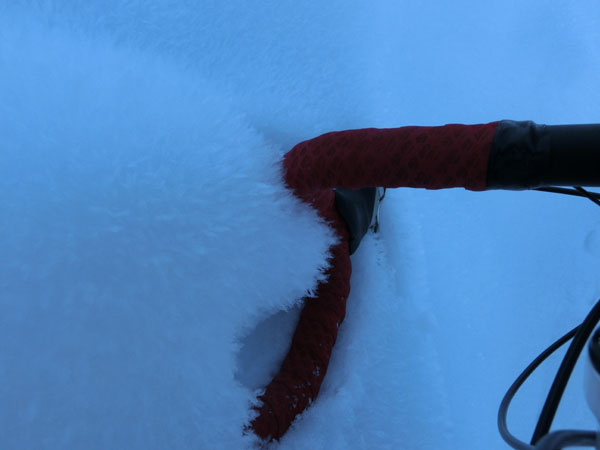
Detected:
left=0, top=18, right=336, bottom=449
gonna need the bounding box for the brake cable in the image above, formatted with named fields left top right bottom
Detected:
left=498, top=186, right=600, bottom=449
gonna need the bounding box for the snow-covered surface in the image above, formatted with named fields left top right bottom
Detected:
left=1, top=1, right=599, bottom=449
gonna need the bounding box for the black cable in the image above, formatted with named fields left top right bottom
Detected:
left=534, top=186, right=600, bottom=206
left=531, top=298, right=600, bottom=445
left=498, top=325, right=578, bottom=450
left=574, top=186, right=600, bottom=208
left=498, top=186, right=600, bottom=448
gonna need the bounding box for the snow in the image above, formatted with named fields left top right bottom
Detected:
left=1, top=1, right=599, bottom=449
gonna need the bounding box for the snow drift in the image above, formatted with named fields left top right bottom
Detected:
left=0, top=18, right=336, bottom=449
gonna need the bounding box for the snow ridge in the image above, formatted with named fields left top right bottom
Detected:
left=0, top=18, right=335, bottom=449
